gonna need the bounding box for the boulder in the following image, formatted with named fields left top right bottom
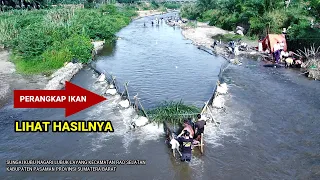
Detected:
left=236, top=30, right=244, bottom=36
left=236, top=26, right=245, bottom=31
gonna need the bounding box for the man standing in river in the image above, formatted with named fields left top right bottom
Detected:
left=195, top=114, right=206, bottom=141
left=177, top=130, right=193, bottom=162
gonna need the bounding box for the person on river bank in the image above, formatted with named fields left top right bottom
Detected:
left=273, top=42, right=281, bottom=63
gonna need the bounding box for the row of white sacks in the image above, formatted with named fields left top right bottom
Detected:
left=212, top=83, right=228, bottom=108
left=96, top=73, right=149, bottom=127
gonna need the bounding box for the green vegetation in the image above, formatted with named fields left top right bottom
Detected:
left=0, top=4, right=137, bottom=74
left=162, top=2, right=181, bottom=10
left=180, top=0, right=320, bottom=48
left=147, top=101, right=201, bottom=124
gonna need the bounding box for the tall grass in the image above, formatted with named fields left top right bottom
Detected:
left=0, top=4, right=137, bottom=75
left=147, top=101, right=201, bottom=124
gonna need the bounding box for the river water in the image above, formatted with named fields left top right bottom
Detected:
left=1, top=13, right=320, bottom=180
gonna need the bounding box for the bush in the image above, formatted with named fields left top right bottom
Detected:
left=11, top=24, right=54, bottom=58
left=197, top=9, right=214, bottom=22
left=0, top=5, right=136, bottom=74
left=52, top=34, right=93, bottom=63
left=162, top=2, right=181, bottom=9
left=180, top=4, right=199, bottom=20
left=151, top=1, right=159, bottom=9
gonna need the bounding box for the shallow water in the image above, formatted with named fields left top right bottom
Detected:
left=1, top=13, right=320, bottom=180
left=93, top=13, right=225, bottom=108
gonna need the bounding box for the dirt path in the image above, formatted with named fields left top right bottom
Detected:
left=0, top=50, right=48, bottom=107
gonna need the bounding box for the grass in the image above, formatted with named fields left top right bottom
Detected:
left=186, top=21, right=197, bottom=28
left=0, top=4, right=137, bottom=75
left=147, top=101, right=201, bottom=124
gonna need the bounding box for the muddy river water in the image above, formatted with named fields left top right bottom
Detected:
left=1, top=13, right=320, bottom=180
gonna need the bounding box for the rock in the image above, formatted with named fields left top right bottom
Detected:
left=97, top=74, right=106, bottom=82
left=119, top=99, right=130, bottom=108
left=133, top=116, right=149, bottom=127
left=106, top=88, right=117, bottom=95
left=109, top=84, right=115, bottom=89
left=236, top=26, right=245, bottom=31
left=236, top=30, right=244, bottom=36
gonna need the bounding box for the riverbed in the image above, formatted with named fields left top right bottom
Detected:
left=1, top=13, right=320, bottom=180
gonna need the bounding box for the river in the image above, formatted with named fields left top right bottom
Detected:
left=1, top=13, right=320, bottom=180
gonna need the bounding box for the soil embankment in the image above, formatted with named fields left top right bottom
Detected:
left=135, top=10, right=164, bottom=19
left=0, top=50, right=48, bottom=107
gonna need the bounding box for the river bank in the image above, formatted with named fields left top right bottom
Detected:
left=179, top=21, right=258, bottom=56
left=179, top=20, right=320, bottom=80
left=135, top=10, right=164, bottom=19
left=0, top=49, right=49, bottom=107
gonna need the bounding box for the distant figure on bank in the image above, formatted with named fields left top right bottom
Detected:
left=229, top=41, right=235, bottom=53
left=151, top=21, right=154, bottom=26
left=194, top=114, right=206, bottom=141
left=280, top=41, right=285, bottom=52
left=273, top=42, right=281, bottom=63
left=177, top=130, right=193, bottom=162
left=144, top=22, right=146, bottom=27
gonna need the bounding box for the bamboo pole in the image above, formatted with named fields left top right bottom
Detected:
left=124, top=82, right=130, bottom=105
left=138, top=99, right=149, bottom=119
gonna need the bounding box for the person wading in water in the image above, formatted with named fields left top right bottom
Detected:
left=178, top=120, right=194, bottom=138
left=177, top=130, right=193, bottom=162
left=194, top=114, right=206, bottom=141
